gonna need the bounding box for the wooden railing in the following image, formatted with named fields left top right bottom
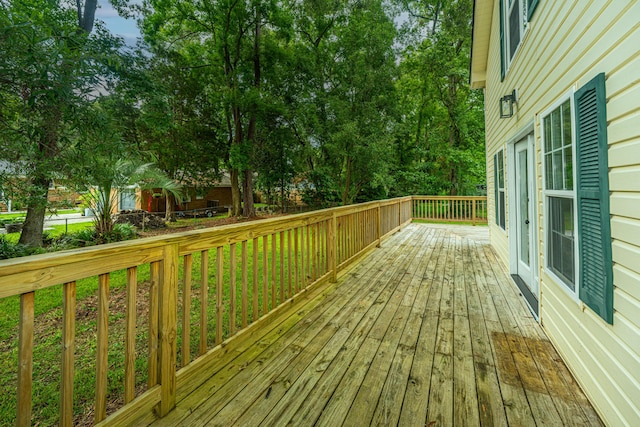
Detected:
left=0, top=196, right=414, bottom=426
left=412, top=196, right=488, bottom=225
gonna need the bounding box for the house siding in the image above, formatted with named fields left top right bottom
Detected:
left=481, top=1, right=640, bottom=425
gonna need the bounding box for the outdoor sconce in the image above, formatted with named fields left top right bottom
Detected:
left=499, top=89, right=517, bottom=118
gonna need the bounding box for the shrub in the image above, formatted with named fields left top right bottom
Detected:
left=101, top=223, right=137, bottom=243
left=0, top=236, right=45, bottom=259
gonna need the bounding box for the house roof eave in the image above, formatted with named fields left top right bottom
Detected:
left=470, top=0, right=494, bottom=89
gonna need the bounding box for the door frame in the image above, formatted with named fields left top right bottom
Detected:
left=506, top=122, right=540, bottom=318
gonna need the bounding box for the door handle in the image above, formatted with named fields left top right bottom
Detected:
left=525, top=220, right=530, bottom=225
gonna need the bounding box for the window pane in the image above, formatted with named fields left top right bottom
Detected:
left=498, top=154, right=505, bottom=188
left=499, top=192, right=506, bottom=229
left=544, top=116, right=552, bottom=152
left=548, top=197, right=575, bottom=291
left=509, top=2, right=521, bottom=59
left=545, top=153, right=553, bottom=190
left=551, top=108, right=562, bottom=150
left=564, top=146, right=573, bottom=190
left=562, top=100, right=572, bottom=147
left=553, top=150, right=563, bottom=190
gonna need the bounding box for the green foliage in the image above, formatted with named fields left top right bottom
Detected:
left=0, top=236, right=31, bottom=259
left=0, top=0, right=129, bottom=246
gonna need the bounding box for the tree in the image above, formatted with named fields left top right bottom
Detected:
left=0, top=0, right=125, bottom=246
left=141, top=0, right=291, bottom=217
left=132, top=50, right=227, bottom=220
left=287, top=0, right=397, bottom=205
left=392, top=0, right=485, bottom=196
left=80, top=159, right=182, bottom=237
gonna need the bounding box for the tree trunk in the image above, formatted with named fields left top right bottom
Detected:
left=230, top=168, right=242, bottom=216
left=341, top=155, right=352, bottom=205
left=164, top=192, right=174, bottom=221
left=241, top=7, right=260, bottom=219
left=18, top=176, right=48, bottom=247
left=242, top=170, right=255, bottom=217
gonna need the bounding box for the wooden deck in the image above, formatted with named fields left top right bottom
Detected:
left=150, top=224, right=602, bottom=426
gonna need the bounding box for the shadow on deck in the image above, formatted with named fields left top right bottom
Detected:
left=150, top=223, right=602, bottom=426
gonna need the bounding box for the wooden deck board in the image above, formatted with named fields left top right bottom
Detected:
left=148, top=224, right=603, bottom=427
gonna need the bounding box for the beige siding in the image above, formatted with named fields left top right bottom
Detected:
left=482, top=1, right=640, bottom=425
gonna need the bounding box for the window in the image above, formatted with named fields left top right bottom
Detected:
left=542, top=98, right=576, bottom=291
left=494, top=150, right=506, bottom=230
left=119, top=189, right=136, bottom=211
left=500, top=0, right=539, bottom=80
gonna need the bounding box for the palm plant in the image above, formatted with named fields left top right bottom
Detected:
left=83, top=159, right=183, bottom=236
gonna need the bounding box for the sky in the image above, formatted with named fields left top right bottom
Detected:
left=95, top=1, right=141, bottom=46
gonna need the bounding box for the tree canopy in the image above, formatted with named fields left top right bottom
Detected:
left=0, top=0, right=485, bottom=246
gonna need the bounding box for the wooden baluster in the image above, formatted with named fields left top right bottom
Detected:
left=311, top=223, right=317, bottom=281
left=95, top=273, right=109, bottom=423
left=199, top=250, right=208, bottom=355
left=330, top=214, right=337, bottom=282
left=216, top=246, right=223, bottom=345
left=287, top=230, right=292, bottom=297
left=294, top=228, right=300, bottom=293
left=125, top=268, right=137, bottom=402
left=271, top=234, right=277, bottom=307
left=308, top=225, right=312, bottom=283
left=229, top=243, right=236, bottom=335
left=279, top=231, right=285, bottom=301
left=242, top=240, right=248, bottom=328
left=60, top=283, right=75, bottom=427
left=182, top=255, right=192, bottom=367
left=301, top=226, right=307, bottom=287
left=17, top=292, right=34, bottom=427
left=262, top=236, right=268, bottom=314
left=148, top=262, right=160, bottom=387
left=377, top=204, right=381, bottom=247
left=252, top=238, right=259, bottom=322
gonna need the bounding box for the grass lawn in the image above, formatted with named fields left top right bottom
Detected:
left=0, top=208, right=81, bottom=220
left=0, top=227, right=322, bottom=425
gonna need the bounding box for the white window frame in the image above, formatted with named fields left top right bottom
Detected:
left=541, top=89, right=579, bottom=301
left=503, top=0, right=529, bottom=73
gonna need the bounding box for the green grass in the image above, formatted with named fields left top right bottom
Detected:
left=46, top=222, right=94, bottom=237
left=0, top=227, right=327, bottom=425
left=0, top=208, right=81, bottom=220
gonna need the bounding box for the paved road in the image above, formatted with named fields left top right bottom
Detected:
left=43, top=213, right=94, bottom=228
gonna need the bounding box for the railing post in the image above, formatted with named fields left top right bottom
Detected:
left=329, top=212, right=337, bottom=282
left=157, top=243, right=178, bottom=417
left=472, top=198, right=477, bottom=226
left=376, top=203, right=381, bottom=247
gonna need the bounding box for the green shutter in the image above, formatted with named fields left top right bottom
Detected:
left=527, top=0, right=539, bottom=21
left=575, top=72, right=613, bottom=324
left=494, top=153, right=499, bottom=225
left=499, top=0, right=505, bottom=81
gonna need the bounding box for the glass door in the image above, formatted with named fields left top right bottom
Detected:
left=514, top=138, right=535, bottom=293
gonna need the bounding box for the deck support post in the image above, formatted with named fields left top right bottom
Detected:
left=157, top=243, right=178, bottom=417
